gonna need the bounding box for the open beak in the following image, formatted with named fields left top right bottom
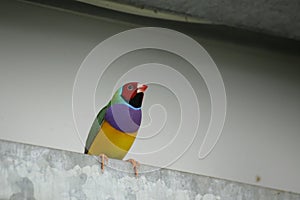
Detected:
left=137, top=84, right=148, bottom=93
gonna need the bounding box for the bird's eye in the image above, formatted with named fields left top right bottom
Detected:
left=127, top=85, right=133, bottom=90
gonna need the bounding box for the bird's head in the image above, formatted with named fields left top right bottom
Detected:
left=112, top=82, right=148, bottom=108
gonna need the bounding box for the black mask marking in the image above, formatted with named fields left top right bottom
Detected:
left=129, top=92, right=144, bottom=108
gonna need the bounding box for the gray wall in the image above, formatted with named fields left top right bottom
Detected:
left=0, top=0, right=300, bottom=194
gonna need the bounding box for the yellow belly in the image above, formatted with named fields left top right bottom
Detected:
left=87, top=120, right=137, bottom=159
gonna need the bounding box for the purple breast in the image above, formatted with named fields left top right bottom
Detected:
left=105, top=104, right=142, bottom=133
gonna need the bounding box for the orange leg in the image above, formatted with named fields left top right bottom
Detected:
left=126, top=159, right=140, bottom=177
left=99, top=154, right=109, bottom=173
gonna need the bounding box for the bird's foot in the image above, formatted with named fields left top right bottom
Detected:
left=126, top=159, right=140, bottom=177
left=98, top=154, right=109, bottom=173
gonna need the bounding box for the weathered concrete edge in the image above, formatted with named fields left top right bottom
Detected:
left=0, top=139, right=299, bottom=200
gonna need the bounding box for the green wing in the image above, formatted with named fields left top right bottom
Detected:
left=84, top=101, right=111, bottom=154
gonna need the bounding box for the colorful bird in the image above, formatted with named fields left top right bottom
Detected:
left=84, top=82, right=148, bottom=176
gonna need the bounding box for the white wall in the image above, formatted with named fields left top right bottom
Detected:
left=1, top=1, right=300, bottom=193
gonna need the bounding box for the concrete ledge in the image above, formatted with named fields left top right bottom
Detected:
left=0, top=139, right=299, bottom=199
left=23, top=0, right=300, bottom=41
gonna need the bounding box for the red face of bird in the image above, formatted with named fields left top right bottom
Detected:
left=121, top=82, right=148, bottom=108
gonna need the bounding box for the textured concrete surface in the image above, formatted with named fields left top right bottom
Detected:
left=110, top=0, right=300, bottom=40
left=24, top=0, right=300, bottom=40
left=0, top=140, right=300, bottom=200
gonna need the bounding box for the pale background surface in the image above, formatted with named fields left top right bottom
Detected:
left=1, top=1, right=300, bottom=193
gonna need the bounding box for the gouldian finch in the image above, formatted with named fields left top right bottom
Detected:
left=84, top=82, right=148, bottom=176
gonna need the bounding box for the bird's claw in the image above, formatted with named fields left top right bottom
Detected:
left=99, top=154, right=108, bottom=173
left=126, top=159, right=140, bottom=177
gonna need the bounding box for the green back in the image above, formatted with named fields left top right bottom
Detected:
left=84, top=101, right=111, bottom=153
